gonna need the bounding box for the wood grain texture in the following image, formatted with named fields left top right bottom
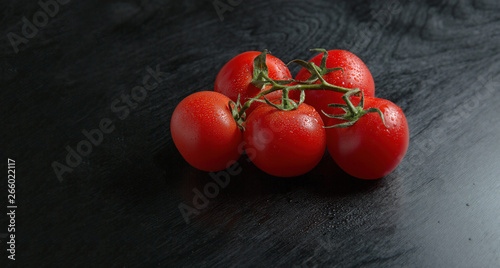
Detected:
left=1, top=0, right=500, bottom=266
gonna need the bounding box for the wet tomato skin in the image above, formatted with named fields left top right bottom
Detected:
left=326, top=97, right=409, bottom=180
left=171, top=91, right=243, bottom=172
left=215, top=51, right=292, bottom=114
left=291, top=50, right=375, bottom=122
left=243, top=102, right=326, bottom=177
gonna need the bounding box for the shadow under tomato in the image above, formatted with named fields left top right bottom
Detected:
left=155, top=142, right=402, bottom=232
left=162, top=145, right=393, bottom=208
left=305, top=150, right=385, bottom=196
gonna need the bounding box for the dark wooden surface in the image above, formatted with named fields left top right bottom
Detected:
left=1, top=0, right=500, bottom=266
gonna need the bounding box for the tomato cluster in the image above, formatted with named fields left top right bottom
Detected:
left=171, top=49, right=409, bottom=180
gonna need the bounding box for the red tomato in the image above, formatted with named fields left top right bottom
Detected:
left=326, top=97, right=409, bottom=180
left=291, top=50, right=375, bottom=123
left=215, top=51, right=292, bottom=114
left=243, top=102, right=326, bottom=177
left=171, top=91, right=242, bottom=171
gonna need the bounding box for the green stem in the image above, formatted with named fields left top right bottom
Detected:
left=238, top=85, right=278, bottom=117
left=282, top=88, right=290, bottom=109
left=342, top=92, right=358, bottom=114
left=238, top=73, right=353, bottom=117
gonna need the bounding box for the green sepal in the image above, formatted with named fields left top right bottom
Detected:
left=322, top=110, right=348, bottom=120
left=326, top=67, right=344, bottom=75
left=327, top=103, right=349, bottom=109
left=298, top=90, right=306, bottom=106
left=251, top=50, right=271, bottom=89
left=262, top=95, right=282, bottom=110
left=309, top=48, right=344, bottom=76
left=229, top=94, right=246, bottom=131
left=249, top=94, right=301, bottom=112
left=288, top=59, right=320, bottom=84
left=323, top=89, right=387, bottom=128
left=362, top=107, right=387, bottom=127
left=324, top=120, right=357, bottom=128
left=310, top=48, right=328, bottom=69
left=283, top=97, right=299, bottom=110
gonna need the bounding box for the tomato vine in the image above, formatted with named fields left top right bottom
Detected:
left=230, top=49, right=386, bottom=129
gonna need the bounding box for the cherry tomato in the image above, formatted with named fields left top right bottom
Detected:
left=243, top=102, right=326, bottom=177
left=215, top=51, right=292, bottom=114
left=291, top=50, right=375, bottom=123
left=171, top=91, right=242, bottom=171
left=326, top=97, right=409, bottom=180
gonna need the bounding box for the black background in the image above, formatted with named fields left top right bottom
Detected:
left=1, top=0, right=500, bottom=266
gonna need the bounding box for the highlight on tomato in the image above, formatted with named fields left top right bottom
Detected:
left=324, top=92, right=409, bottom=180
left=170, top=91, right=243, bottom=172
left=292, top=49, right=375, bottom=122
left=170, top=48, right=410, bottom=182
left=243, top=100, right=326, bottom=177
left=214, top=51, right=292, bottom=114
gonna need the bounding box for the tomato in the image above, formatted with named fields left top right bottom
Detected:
left=243, top=102, right=326, bottom=177
left=171, top=91, right=242, bottom=172
left=326, top=97, right=409, bottom=180
left=291, top=50, right=375, bottom=123
left=215, top=51, right=292, bottom=114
